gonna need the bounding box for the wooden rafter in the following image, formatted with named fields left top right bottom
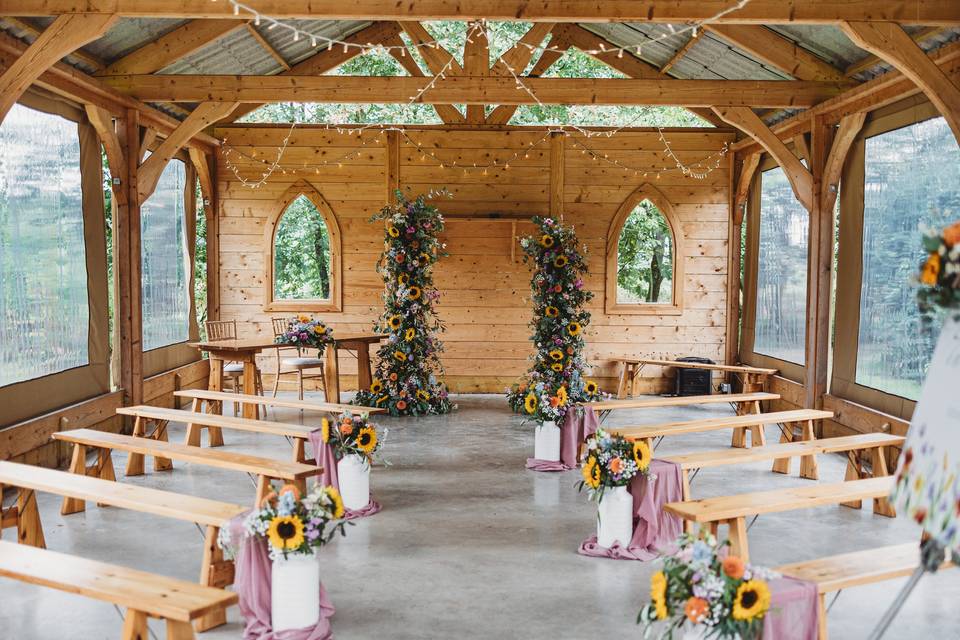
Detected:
left=713, top=106, right=813, bottom=211
left=0, top=13, right=116, bottom=122
left=705, top=25, right=847, bottom=81
left=188, top=147, right=214, bottom=206
left=486, top=38, right=567, bottom=125
left=3, top=1, right=958, bottom=25
left=659, top=33, right=699, bottom=76
left=85, top=104, right=126, bottom=199
left=399, top=22, right=463, bottom=75
left=462, top=21, right=489, bottom=124
left=138, top=101, right=238, bottom=203
left=844, top=27, right=947, bottom=78
left=1, top=17, right=106, bottom=71
left=98, top=19, right=244, bottom=76
left=841, top=21, right=960, bottom=142
left=102, top=75, right=846, bottom=108
left=384, top=33, right=464, bottom=124
left=792, top=133, right=810, bottom=164
left=732, top=152, right=760, bottom=224
left=244, top=23, right=290, bottom=72
left=492, top=22, right=556, bottom=76
left=820, top=112, right=866, bottom=212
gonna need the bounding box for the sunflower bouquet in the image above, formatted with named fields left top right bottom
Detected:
left=639, top=532, right=777, bottom=639
left=506, top=216, right=602, bottom=423
left=322, top=412, right=388, bottom=465
left=578, top=427, right=653, bottom=501
left=917, top=219, right=960, bottom=320
left=239, top=483, right=347, bottom=560
left=275, top=314, right=335, bottom=351
left=352, top=191, right=454, bottom=416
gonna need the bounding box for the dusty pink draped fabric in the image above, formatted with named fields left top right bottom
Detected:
left=227, top=515, right=335, bottom=640
left=526, top=406, right=600, bottom=471
left=761, top=575, right=820, bottom=640
left=578, top=459, right=684, bottom=561
left=308, top=430, right=382, bottom=519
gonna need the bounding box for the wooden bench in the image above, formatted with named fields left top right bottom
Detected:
left=661, top=432, right=904, bottom=520
left=610, top=357, right=778, bottom=399
left=52, top=428, right=321, bottom=508
left=776, top=543, right=954, bottom=639
left=0, top=460, right=246, bottom=631
left=663, top=476, right=895, bottom=562
left=117, top=406, right=318, bottom=464
left=0, top=540, right=237, bottom=639
left=175, top=388, right=386, bottom=447
left=610, top=409, right=834, bottom=480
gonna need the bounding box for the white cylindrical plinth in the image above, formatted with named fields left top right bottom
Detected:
left=534, top=421, right=560, bottom=461
left=337, top=453, right=370, bottom=511
left=271, top=552, right=320, bottom=632
left=596, top=485, right=634, bottom=548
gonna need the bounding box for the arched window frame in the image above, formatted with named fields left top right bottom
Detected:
left=604, top=183, right=684, bottom=315
left=263, top=180, right=342, bottom=313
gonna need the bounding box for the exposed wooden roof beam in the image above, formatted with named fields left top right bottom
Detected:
left=399, top=22, right=463, bottom=75
left=462, top=21, right=489, bottom=124
left=244, top=23, right=290, bottom=72
left=821, top=112, right=866, bottom=213
left=101, top=74, right=847, bottom=108
left=2, top=1, right=957, bottom=25
left=486, top=38, right=567, bottom=125
left=705, top=25, right=847, bottom=81
left=844, top=26, right=946, bottom=78
left=1, top=17, right=106, bottom=71
left=384, top=32, right=465, bottom=124
left=491, top=22, right=556, bottom=76
left=732, top=152, right=760, bottom=224
left=841, top=21, right=960, bottom=141
left=0, top=13, right=116, bottom=122
left=659, top=33, right=699, bottom=76
left=98, top=19, right=245, bottom=76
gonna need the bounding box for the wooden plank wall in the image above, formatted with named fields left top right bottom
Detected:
left=214, top=125, right=734, bottom=394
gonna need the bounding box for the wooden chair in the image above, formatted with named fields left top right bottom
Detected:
left=0, top=541, right=238, bottom=640
left=270, top=317, right=326, bottom=401
left=205, top=319, right=267, bottom=416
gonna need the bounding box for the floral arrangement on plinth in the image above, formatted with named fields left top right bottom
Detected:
left=352, top=192, right=454, bottom=416
left=578, top=427, right=652, bottom=501
left=222, top=483, right=347, bottom=560
left=275, top=314, right=336, bottom=351
left=917, top=219, right=960, bottom=319
left=322, top=412, right=389, bottom=465
left=506, top=216, right=602, bottom=424
left=639, top=532, right=777, bottom=640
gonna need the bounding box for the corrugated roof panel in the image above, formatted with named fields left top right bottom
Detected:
left=78, top=18, right=190, bottom=63
left=251, top=19, right=372, bottom=68
left=161, top=27, right=280, bottom=75
left=767, top=24, right=865, bottom=70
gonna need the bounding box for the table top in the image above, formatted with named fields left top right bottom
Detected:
left=625, top=358, right=778, bottom=375
left=191, top=332, right=384, bottom=353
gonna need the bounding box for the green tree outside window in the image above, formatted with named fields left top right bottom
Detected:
left=274, top=194, right=331, bottom=300
left=616, top=199, right=674, bottom=304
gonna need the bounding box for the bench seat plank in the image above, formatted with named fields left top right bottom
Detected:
left=0, top=540, right=237, bottom=623
left=776, top=542, right=930, bottom=593
left=582, top=392, right=779, bottom=411
left=611, top=409, right=833, bottom=440
left=175, top=388, right=386, bottom=415
left=614, top=358, right=778, bottom=375
left=118, top=406, right=316, bottom=439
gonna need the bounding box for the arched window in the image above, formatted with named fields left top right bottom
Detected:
left=605, top=183, right=683, bottom=314
left=264, top=180, right=342, bottom=312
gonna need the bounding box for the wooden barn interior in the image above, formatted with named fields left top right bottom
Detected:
left=0, top=2, right=958, bottom=639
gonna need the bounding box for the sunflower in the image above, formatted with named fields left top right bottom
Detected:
left=356, top=426, right=378, bottom=454
left=545, top=306, right=559, bottom=318
left=585, top=380, right=599, bottom=395
left=556, top=386, right=568, bottom=406
left=632, top=440, right=652, bottom=471
left=567, top=321, right=582, bottom=336
left=650, top=571, right=668, bottom=620
left=312, top=323, right=327, bottom=335
left=267, top=515, right=305, bottom=551
left=387, top=315, right=402, bottom=330
left=553, top=255, right=569, bottom=268
left=323, top=486, right=345, bottom=519
left=582, top=456, right=601, bottom=489
left=549, top=349, right=564, bottom=361
left=732, top=580, right=771, bottom=622
left=370, top=379, right=384, bottom=394
left=387, top=225, right=400, bottom=238
left=297, top=314, right=311, bottom=323
left=551, top=363, right=563, bottom=372
left=523, top=392, right=538, bottom=414
left=405, top=327, right=416, bottom=342
left=416, top=389, right=431, bottom=402
left=393, top=350, right=407, bottom=362
left=398, top=273, right=409, bottom=286
left=539, top=234, right=555, bottom=248
left=321, top=417, right=330, bottom=443
left=408, top=286, right=422, bottom=300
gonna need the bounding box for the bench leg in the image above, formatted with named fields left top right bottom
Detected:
left=125, top=416, right=147, bottom=477
left=61, top=444, right=88, bottom=515
left=726, top=517, right=749, bottom=563
left=121, top=610, right=149, bottom=640
left=255, top=475, right=272, bottom=507
left=166, top=619, right=196, bottom=640
left=840, top=453, right=863, bottom=510
left=185, top=398, right=203, bottom=447
left=771, top=423, right=794, bottom=475
left=292, top=437, right=309, bottom=464
left=799, top=420, right=820, bottom=480
left=17, top=489, right=46, bottom=548
left=196, top=526, right=233, bottom=632
left=616, top=363, right=629, bottom=399
left=731, top=426, right=748, bottom=448
left=817, top=593, right=829, bottom=640
left=871, top=447, right=897, bottom=518
left=151, top=420, right=174, bottom=473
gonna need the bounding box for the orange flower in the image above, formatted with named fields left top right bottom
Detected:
left=396, top=400, right=408, bottom=411
left=685, top=597, right=709, bottom=624
left=340, top=423, right=354, bottom=436
left=260, top=491, right=277, bottom=508
left=549, top=396, right=560, bottom=407
left=278, top=484, right=301, bottom=501
left=723, top=555, right=745, bottom=580
left=399, top=389, right=408, bottom=398
left=389, top=372, right=399, bottom=381
left=943, top=221, right=960, bottom=247
left=609, top=457, right=624, bottom=474
left=921, top=253, right=941, bottom=285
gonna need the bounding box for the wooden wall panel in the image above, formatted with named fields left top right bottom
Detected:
left=214, top=125, right=733, bottom=394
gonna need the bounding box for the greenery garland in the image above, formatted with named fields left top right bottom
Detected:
left=506, top=216, right=602, bottom=423
left=353, top=192, right=454, bottom=416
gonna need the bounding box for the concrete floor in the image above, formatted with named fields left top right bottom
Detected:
left=0, top=394, right=955, bottom=639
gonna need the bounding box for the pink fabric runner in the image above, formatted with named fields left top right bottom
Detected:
left=762, top=575, right=820, bottom=640
left=526, top=407, right=600, bottom=471
left=308, top=430, right=382, bottom=519
left=227, top=515, right=335, bottom=640
left=578, top=459, right=684, bottom=561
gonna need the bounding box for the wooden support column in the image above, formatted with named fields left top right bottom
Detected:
left=0, top=13, right=117, bottom=122
left=549, top=131, right=565, bottom=219
left=119, top=108, right=144, bottom=409
left=386, top=130, right=400, bottom=204
left=841, top=21, right=960, bottom=142
left=189, top=147, right=220, bottom=322
left=724, top=153, right=742, bottom=376
left=462, top=21, right=489, bottom=124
